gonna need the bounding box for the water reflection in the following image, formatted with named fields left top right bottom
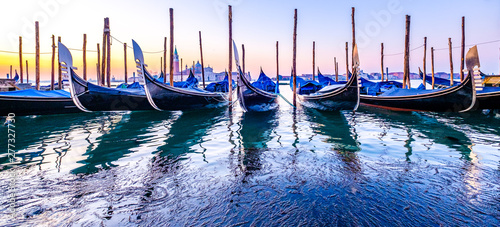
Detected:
left=305, top=109, right=361, bottom=175
left=71, top=111, right=172, bottom=174
left=0, top=113, right=110, bottom=170
left=305, top=109, right=359, bottom=152
left=237, top=109, right=278, bottom=174
left=138, top=107, right=228, bottom=216
left=239, top=110, right=278, bottom=149
left=3, top=96, right=500, bottom=226
left=437, top=111, right=500, bottom=146
left=154, top=107, right=227, bottom=161
left=362, top=108, right=473, bottom=161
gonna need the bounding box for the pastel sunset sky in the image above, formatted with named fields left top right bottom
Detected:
left=0, top=0, right=499, bottom=80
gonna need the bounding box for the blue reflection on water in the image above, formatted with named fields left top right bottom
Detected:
left=1, top=86, right=500, bottom=226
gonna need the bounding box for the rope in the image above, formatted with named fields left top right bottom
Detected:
left=111, top=35, right=164, bottom=54
left=384, top=44, right=424, bottom=56
left=0, top=36, right=498, bottom=57
left=69, top=48, right=98, bottom=52
left=0, top=35, right=165, bottom=55
left=0, top=50, right=51, bottom=54
left=216, top=91, right=238, bottom=106
left=111, top=35, right=133, bottom=49
left=278, top=93, right=295, bottom=108
left=383, top=39, right=500, bottom=56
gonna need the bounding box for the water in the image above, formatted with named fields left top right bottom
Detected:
left=1, top=86, right=500, bottom=226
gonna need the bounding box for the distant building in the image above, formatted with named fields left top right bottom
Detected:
left=173, top=47, right=180, bottom=74
left=169, top=49, right=249, bottom=82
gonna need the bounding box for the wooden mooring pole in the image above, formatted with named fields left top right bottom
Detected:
left=35, top=21, right=40, bottom=90
left=19, top=36, right=23, bottom=83
left=51, top=35, right=55, bottom=90
left=199, top=31, right=206, bottom=88
left=292, top=8, right=297, bottom=107
left=460, top=16, right=465, bottom=82
left=105, top=19, right=111, bottom=88
left=351, top=7, right=356, bottom=74
left=58, top=36, right=62, bottom=90
left=403, top=15, right=410, bottom=89
left=25, top=60, right=29, bottom=83
left=276, top=41, right=279, bottom=84
left=164, top=37, right=167, bottom=83
left=312, top=41, right=315, bottom=81
left=431, top=47, right=435, bottom=89
left=169, top=8, right=174, bottom=86
left=101, top=18, right=107, bottom=87
left=449, top=38, right=454, bottom=86
left=97, top=43, right=101, bottom=85
left=83, top=34, right=87, bottom=80
left=423, top=37, right=427, bottom=85
left=124, top=42, right=127, bottom=83
left=228, top=5, right=233, bottom=102
left=381, top=43, right=384, bottom=81
left=345, top=42, right=349, bottom=79
left=334, top=57, right=338, bottom=82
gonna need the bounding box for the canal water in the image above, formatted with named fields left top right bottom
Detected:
left=1, top=86, right=500, bottom=226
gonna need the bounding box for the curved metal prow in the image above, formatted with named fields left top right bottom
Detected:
left=460, top=45, right=480, bottom=113
left=58, top=42, right=91, bottom=112
left=466, top=45, right=480, bottom=72
left=232, top=40, right=247, bottom=111
left=132, top=40, right=162, bottom=111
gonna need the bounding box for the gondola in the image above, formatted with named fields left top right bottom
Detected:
left=317, top=72, right=346, bottom=87
left=233, top=42, right=278, bottom=112
left=0, top=89, right=79, bottom=116
left=59, top=42, right=153, bottom=112
left=290, top=44, right=361, bottom=111
left=132, top=40, right=228, bottom=111
left=0, top=49, right=80, bottom=117
left=417, top=55, right=500, bottom=110
left=237, top=69, right=278, bottom=112
left=359, top=46, right=478, bottom=112
left=205, top=72, right=236, bottom=93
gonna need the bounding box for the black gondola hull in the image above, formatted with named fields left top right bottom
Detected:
left=0, top=96, right=79, bottom=116
left=360, top=72, right=475, bottom=112
left=240, top=91, right=278, bottom=111
left=298, top=72, right=359, bottom=111
left=71, top=70, right=153, bottom=111
left=420, top=72, right=498, bottom=110
left=238, top=72, right=278, bottom=112
left=475, top=91, right=500, bottom=110
left=144, top=73, right=226, bottom=110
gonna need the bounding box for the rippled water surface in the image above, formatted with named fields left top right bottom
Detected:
left=1, top=87, right=500, bottom=226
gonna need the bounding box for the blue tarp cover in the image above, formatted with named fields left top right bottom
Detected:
left=155, top=71, right=165, bottom=82
left=360, top=77, right=403, bottom=95
left=419, top=71, right=460, bottom=87
left=289, top=77, right=323, bottom=95
left=173, top=71, right=199, bottom=88
left=0, top=89, right=70, bottom=98
left=88, top=83, right=145, bottom=96
left=251, top=70, right=276, bottom=93
left=116, top=82, right=143, bottom=89
left=318, top=72, right=346, bottom=87
left=157, top=71, right=199, bottom=88
left=205, top=74, right=236, bottom=92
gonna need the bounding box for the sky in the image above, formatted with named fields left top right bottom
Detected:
left=0, top=0, right=499, bottom=80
